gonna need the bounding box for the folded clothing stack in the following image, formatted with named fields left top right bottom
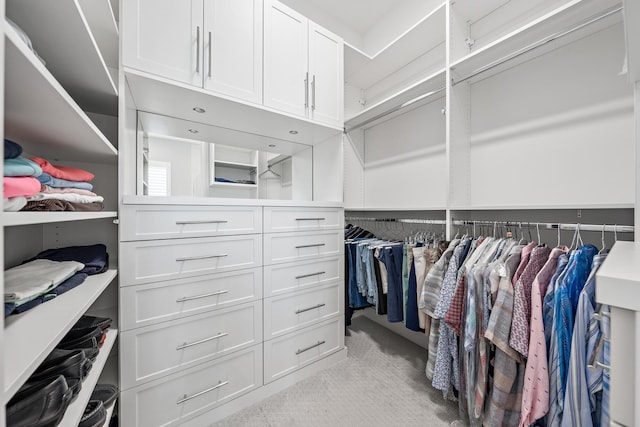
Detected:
left=6, top=315, right=117, bottom=427
left=4, top=244, right=109, bottom=317
left=3, top=139, right=42, bottom=212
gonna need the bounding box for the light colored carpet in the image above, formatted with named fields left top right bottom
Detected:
left=212, top=313, right=461, bottom=427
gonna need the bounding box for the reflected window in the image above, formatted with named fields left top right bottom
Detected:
left=147, top=160, right=171, bottom=196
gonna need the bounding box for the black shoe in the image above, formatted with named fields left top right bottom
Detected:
left=6, top=375, right=73, bottom=427
left=30, top=350, right=92, bottom=398
left=79, top=400, right=106, bottom=427
left=57, top=326, right=103, bottom=350
left=90, top=384, right=118, bottom=408
left=74, top=315, right=112, bottom=331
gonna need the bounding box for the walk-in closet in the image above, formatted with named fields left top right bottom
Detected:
left=1, top=0, right=639, bottom=426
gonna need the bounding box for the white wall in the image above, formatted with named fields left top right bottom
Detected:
left=344, top=130, right=365, bottom=208
left=147, top=135, right=207, bottom=197
left=313, top=135, right=343, bottom=202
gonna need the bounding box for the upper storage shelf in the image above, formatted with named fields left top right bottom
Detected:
left=4, top=22, right=118, bottom=163
left=450, top=0, right=623, bottom=84
left=6, top=0, right=118, bottom=115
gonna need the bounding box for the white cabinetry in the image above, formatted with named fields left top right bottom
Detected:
left=123, top=0, right=263, bottom=104
left=263, top=0, right=344, bottom=127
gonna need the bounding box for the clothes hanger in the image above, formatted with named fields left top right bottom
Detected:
left=599, top=224, right=607, bottom=254
left=536, top=223, right=541, bottom=245
left=517, top=223, right=526, bottom=244
left=557, top=223, right=562, bottom=248
left=258, top=164, right=281, bottom=179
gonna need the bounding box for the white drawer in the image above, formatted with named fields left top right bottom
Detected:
left=264, top=207, right=343, bottom=232
left=121, top=301, right=262, bottom=389
left=120, top=345, right=261, bottom=427
left=120, top=268, right=262, bottom=330
left=264, top=317, right=343, bottom=384
left=264, top=282, right=341, bottom=340
left=120, top=234, right=262, bottom=286
left=264, top=256, right=343, bottom=297
left=120, top=205, right=262, bottom=241
left=263, top=230, right=343, bottom=265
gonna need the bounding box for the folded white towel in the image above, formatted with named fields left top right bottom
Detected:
left=27, top=192, right=104, bottom=204
left=4, top=259, right=85, bottom=303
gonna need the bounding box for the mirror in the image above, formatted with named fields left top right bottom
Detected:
left=136, top=112, right=313, bottom=200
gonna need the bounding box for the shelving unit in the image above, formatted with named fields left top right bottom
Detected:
left=3, top=212, right=118, bottom=227
left=210, top=144, right=259, bottom=198
left=6, top=0, right=118, bottom=115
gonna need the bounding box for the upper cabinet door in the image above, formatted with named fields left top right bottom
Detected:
left=203, top=0, right=263, bottom=104
left=122, top=0, right=204, bottom=87
left=263, top=0, right=309, bottom=118
left=308, top=22, right=344, bottom=128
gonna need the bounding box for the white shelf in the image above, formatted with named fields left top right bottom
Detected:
left=3, top=269, right=118, bottom=402
left=6, top=0, right=118, bottom=115
left=210, top=182, right=258, bottom=189
left=3, top=211, right=118, bottom=227
left=78, top=0, right=119, bottom=70
left=345, top=206, right=447, bottom=212
left=4, top=22, right=118, bottom=163
left=58, top=328, right=118, bottom=427
left=449, top=203, right=635, bottom=210
left=102, top=399, right=117, bottom=427
left=344, top=68, right=446, bottom=131
left=450, top=0, right=622, bottom=83
left=214, top=160, right=258, bottom=170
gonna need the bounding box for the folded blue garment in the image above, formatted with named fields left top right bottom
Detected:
left=10, top=294, right=56, bottom=315
left=4, top=139, right=23, bottom=159
left=26, top=244, right=108, bottom=275
left=4, top=302, right=14, bottom=318
left=5, top=272, right=88, bottom=317
left=4, top=158, right=42, bottom=177
left=45, top=272, right=88, bottom=296
left=36, top=173, right=94, bottom=191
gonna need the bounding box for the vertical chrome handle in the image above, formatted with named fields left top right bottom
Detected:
left=304, top=72, right=309, bottom=109
left=311, top=75, right=316, bottom=111
left=176, top=380, right=229, bottom=404
left=196, top=26, right=200, bottom=73
left=296, top=340, right=325, bottom=355
left=208, top=31, right=212, bottom=78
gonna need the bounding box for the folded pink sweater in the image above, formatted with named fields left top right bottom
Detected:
left=30, top=157, right=94, bottom=182
left=4, top=177, right=41, bottom=198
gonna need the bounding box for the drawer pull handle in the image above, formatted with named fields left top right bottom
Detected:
left=295, top=303, right=325, bottom=314
left=175, top=220, right=228, bottom=225
left=176, top=254, right=228, bottom=262
left=176, top=380, right=229, bottom=404
left=296, top=340, right=326, bottom=355
left=176, top=290, right=229, bottom=303
left=295, top=217, right=326, bottom=221
left=176, top=332, right=229, bottom=350
left=295, top=243, right=325, bottom=249
left=295, top=271, right=326, bottom=280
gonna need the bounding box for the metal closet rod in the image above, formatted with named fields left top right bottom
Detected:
left=453, top=5, right=622, bottom=86
left=452, top=220, right=634, bottom=233
left=345, top=217, right=447, bottom=225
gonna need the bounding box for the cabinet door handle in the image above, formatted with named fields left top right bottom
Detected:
left=295, top=303, right=325, bottom=314
left=196, top=26, right=200, bottom=73
left=175, top=220, right=228, bottom=225
left=304, top=72, right=309, bottom=109
left=295, top=217, right=326, bottom=221
left=295, top=271, right=325, bottom=279
left=295, top=243, right=325, bottom=249
left=311, top=74, right=316, bottom=111
left=176, top=380, right=229, bottom=404
left=296, top=340, right=325, bottom=355
left=176, top=254, right=227, bottom=262
left=208, top=31, right=212, bottom=78
left=176, top=290, right=229, bottom=303
left=176, top=332, right=229, bottom=350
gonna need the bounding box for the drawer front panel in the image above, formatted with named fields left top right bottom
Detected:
left=120, top=268, right=262, bottom=330
left=120, top=345, right=262, bottom=427
left=120, top=205, right=262, bottom=241
left=120, top=234, right=262, bottom=286
left=264, top=282, right=341, bottom=339
left=121, top=301, right=262, bottom=389
left=264, top=317, right=343, bottom=384
left=263, top=256, right=343, bottom=297
left=264, top=207, right=343, bottom=232
left=263, top=230, right=343, bottom=265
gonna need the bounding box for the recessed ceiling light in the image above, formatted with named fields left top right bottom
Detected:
left=268, top=144, right=276, bottom=148
left=193, top=107, right=205, bottom=113
left=188, top=129, right=199, bottom=133
left=289, top=130, right=298, bottom=134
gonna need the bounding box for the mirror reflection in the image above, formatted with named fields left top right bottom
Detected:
left=137, top=112, right=313, bottom=200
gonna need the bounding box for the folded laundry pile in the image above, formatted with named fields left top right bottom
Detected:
left=6, top=315, right=118, bottom=427
left=4, top=244, right=109, bottom=317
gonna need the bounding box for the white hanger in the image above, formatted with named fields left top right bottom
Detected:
left=258, top=165, right=281, bottom=179
left=536, top=223, right=541, bottom=244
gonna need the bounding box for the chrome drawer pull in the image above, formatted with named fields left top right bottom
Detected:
left=295, top=243, right=325, bottom=249
left=295, top=271, right=326, bottom=280
left=176, top=290, right=229, bottom=303
left=176, top=380, right=229, bottom=404
left=175, top=220, right=228, bottom=225
left=176, top=332, right=229, bottom=350
left=295, top=217, right=326, bottom=221
left=295, top=303, right=325, bottom=314
left=295, top=340, right=326, bottom=355
left=176, top=254, right=228, bottom=262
